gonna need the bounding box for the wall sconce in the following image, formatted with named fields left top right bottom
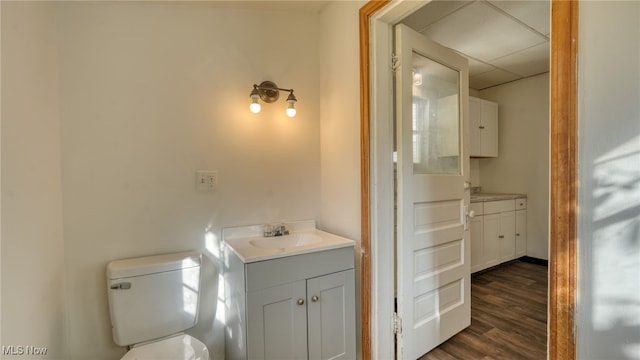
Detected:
left=249, top=81, right=297, bottom=118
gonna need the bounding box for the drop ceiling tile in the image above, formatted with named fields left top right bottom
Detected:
left=422, top=1, right=547, bottom=63
left=463, top=55, right=495, bottom=76
left=402, top=1, right=471, bottom=32
left=487, top=0, right=550, bottom=36
left=491, top=42, right=549, bottom=77
left=470, top=69, right=521, bottom=90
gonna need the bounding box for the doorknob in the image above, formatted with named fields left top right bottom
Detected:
left=463, top=205, right=474, bottom=230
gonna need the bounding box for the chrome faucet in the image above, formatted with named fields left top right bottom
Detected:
left=264, top=224, right=289, bottom=237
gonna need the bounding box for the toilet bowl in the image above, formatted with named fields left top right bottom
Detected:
left=107, top=251, right=211, bottom=360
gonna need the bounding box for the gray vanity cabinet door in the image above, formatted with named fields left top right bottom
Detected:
left=306, top=269, right=356, bottom=360
left=247, top=280, right=308, bottom=360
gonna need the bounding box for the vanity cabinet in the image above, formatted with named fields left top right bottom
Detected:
left=225, top=246, right=356, bottom=360
left=470, top=197, right=527, bottom=273
left=469, top=96, right=498, bottom=158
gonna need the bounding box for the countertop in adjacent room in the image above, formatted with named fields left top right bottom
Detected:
left=471, top=193, right=527, bottom=203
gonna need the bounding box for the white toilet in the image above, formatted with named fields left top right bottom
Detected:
left=107, top=251, right=210, bottom=360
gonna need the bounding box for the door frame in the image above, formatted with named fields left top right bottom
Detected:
left=358, top=0, right=578, bottom=359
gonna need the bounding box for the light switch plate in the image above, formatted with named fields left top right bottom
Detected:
left=196, top=170, right=218, bottom=191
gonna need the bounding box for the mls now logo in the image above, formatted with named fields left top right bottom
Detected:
left=2, top=345, right=48, bottom=356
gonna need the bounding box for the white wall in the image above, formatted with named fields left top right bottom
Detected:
left=319, top=1, right=366, bottom=358
left=2, top=2, right=322, bottom=359
left=319, top=0, right=363, bottom=242
left=477, top=73, right=550, bottom=260
left=577, top=2, right=640, bottom=359
left=1, top=2, right=67, bottom=358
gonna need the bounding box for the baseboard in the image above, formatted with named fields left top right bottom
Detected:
left=519, top=256, right=548, bottom=266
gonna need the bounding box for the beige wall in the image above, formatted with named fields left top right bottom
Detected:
left=2, top=2, right=326, bottom=359
left=1, top=2, right=67, bottom=358
left=476, top=73, right=550, bottom=260
left=319, top=1, right=366, bottom=358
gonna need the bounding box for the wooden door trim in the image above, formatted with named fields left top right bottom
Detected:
left=549, top=1, right=578, bottom=359
left=359, top=2, right=390, bottom=359
left=358, top=0, right=578, bottom=359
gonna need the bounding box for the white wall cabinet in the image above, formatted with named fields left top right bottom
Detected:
left=226, top=246, right=356, bottom=360
left=469, top=96, right=498, bottom=157
left=470, top=197, right=527, bottom=273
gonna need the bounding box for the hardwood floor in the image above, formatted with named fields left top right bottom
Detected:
left=420, top=260, right=548, bottom=360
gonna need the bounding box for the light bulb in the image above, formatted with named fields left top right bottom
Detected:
left=285, top=91, right=297, bottom=118
left=249, top=91, right=261, bottom=114
left=286, top=101, right=296, bottom=117
left=250, top=100, right=261, bottom=114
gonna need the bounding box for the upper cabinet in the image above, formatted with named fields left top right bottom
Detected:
left=469, top=96, right=498, bottom=157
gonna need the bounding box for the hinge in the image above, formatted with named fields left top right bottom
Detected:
left=391, top=53, right=399, bottom=73
left=392, top=312, right=402, bottom=335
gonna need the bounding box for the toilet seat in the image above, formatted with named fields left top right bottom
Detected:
left=121, top=334, right=209, bottom=360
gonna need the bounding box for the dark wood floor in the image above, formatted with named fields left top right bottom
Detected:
left=420, top=260, right=548, bottom=360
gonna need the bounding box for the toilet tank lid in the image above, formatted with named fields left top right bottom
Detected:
left=107, top=251, right=201, bottom=280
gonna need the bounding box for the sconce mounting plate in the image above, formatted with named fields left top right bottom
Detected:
left=257, top=81, right=279, bottom=103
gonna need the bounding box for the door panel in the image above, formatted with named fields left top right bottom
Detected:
left=307, top=270, right=356, bottom=360
left=395, top=24, right=471, bottom=360
left=247, top=281, right=307, bottom=360
left=498, top=211, right=516, bottom=262
left=483, top=213, right=500, bottom=268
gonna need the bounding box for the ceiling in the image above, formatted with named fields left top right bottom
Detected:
left=402, top=0, right=550, bottom=90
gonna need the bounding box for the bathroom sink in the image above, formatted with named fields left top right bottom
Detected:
left=222, top=220, right=355, bottom=263
left=249, top=233, right=323, bottom=249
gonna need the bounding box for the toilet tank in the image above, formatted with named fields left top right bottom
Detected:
left=107, top=251, right=202, bottom=346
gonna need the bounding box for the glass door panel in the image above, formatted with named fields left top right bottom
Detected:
left=411, top=51, right=460, bottom=175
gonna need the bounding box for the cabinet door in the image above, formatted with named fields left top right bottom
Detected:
left=498, top=211, right=516, bottom=262
left=480, top=100, right=498, bottom=157
left=307, top=270, right=356, bottom=360
left=515, top=209, right=527, bottom=257
left=470, top=215, right=484, bottom=273
left=247, top=281, right=308, bottom=360
left=469, top=97, right=482, bottom=156
left=482, top=213, right=500, bottom=268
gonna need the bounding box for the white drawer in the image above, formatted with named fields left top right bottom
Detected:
left=470, top=202, right=484, bottom=216
left=484, top=199, right=515, bottom=214
left=515, top=198, right=527, bottom=210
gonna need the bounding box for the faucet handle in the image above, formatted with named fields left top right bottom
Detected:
left=274, top=224, right=289, bottom=236
left=263, top=224, right=274, bottom=237
left=264, top=223, right=290, bottom=237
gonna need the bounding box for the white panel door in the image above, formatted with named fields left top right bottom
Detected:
left=395, top=24, right=471, bottom=360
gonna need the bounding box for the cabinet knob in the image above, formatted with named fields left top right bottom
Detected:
left=498, top=235, right=505, bottom=239
left=311, top=295, right=319, bottom=302
left=479, top=125, right=485, bottom=129
left=297, top=299, right=305, bottom=306
left=516, top=233, right=520, bottom=236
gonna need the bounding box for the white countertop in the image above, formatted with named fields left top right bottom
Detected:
left=222, top=220, right=355, bottom=263
left=471, top=193, right=527, bottom=202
